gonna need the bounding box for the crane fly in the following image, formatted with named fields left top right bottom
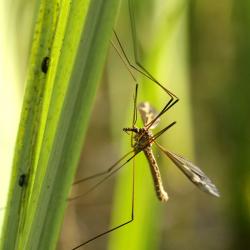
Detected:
left=109, top=0, right=218, bottom=200
left=69, top=83, right=219, bottom=250
left=126, top=101, right=220, bottom=201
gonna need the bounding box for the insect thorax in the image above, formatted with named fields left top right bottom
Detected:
left=123, top=127, right=153, bottom=153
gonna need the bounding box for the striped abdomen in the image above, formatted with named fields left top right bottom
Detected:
left=143, top=146, right=168, bottom=202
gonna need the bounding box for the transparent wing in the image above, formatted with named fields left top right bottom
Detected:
left=138, top=102, right=160, bottom=129
left=156, top=143, right=220, bottom=197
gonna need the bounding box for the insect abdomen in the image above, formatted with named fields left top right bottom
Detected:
left=143, top=147, right=169, bottom=202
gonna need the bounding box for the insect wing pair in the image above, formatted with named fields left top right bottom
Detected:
left=137, top=101, right=220, bottom=198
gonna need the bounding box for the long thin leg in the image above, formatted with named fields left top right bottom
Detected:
left=69, top=151, right=139, bottom=201
left=112, top=35, right=178, bottom=130
left=132, top=83, right=138, bottom=128
left=112, top=31, right=179, bottom=130
left=73, top=150, right=134, bottom=185
left=127, top=0, right=178, bottom=97
left=111, top=32, right=178, bottom=101
left=145, top=98, right=178, bottom=130
left=70, top=86, right=138, bottom=201
left=111, top=0, right=180, bottom=129
left=150, top=121, right=177, bottom=143
left=130, top=83, right=139, bottom=148
left=71, top=156, right=135, bottom=250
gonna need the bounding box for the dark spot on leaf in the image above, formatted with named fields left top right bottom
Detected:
left=41, top=56, right=50, bottom=73
left=18, top=174, right=27, bottom=187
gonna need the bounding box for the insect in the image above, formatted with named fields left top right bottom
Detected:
left=125, top=100, right=220, bottom=200
left=41, top=56, right=50, bottom=73
left=69, top=82, right=219, bottom=250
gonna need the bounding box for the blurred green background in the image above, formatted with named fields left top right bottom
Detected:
left=1, top=0, right=250, bottom=250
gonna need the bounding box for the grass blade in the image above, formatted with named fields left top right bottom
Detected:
left=1, top=0, right=120, bottom=249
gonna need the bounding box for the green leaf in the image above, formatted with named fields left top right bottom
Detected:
left=1, top=0, right=120, bottom=249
